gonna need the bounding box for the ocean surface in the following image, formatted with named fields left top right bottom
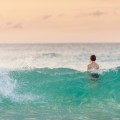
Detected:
left=0, top=43, right=120, bottom=120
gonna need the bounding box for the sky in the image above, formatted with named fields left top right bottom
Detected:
left=0, top=0, right=120, bottom=43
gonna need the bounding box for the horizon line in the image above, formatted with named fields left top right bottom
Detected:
left=0, top=42, right=119, bottom=44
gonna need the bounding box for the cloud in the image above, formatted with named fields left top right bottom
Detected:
left=87, top=10, right=106, bottom=16
left=75, top=10, right=106, bottom=18
left=0, top=22, right=23, bottom=29
left=42, top=14, right=52, bottom=20
left=12, top=23, right=23, bottom=29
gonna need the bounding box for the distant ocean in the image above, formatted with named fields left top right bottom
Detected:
left=0, top=43, right=120, bottom=120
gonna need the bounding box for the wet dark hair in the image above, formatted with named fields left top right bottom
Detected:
left=90, top=55, right=96, bottom=61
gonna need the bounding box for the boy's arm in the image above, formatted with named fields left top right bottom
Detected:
left=87, top=65, right=90, bottom=71
left=96, top=63, right=99, bottom=69
left=97, top=65, right=99, bottom=69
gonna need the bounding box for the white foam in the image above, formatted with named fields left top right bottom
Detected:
left=0, top=69, right=40, bottom=103
left=0, top=69, right=16, bottom=97
left=0, top=44, right=119, bottom=71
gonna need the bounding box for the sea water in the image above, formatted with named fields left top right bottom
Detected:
left=0, top=43, right=120, bottom=120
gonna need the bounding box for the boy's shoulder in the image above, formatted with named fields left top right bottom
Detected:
left=87, top=63, right=92, bottom=68
left=87, top=62, right=99, bottom=68
left=95, top=63, right=99, bottom=67
left=88, top=63, right=92, bottom=67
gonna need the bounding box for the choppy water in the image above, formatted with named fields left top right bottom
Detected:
left=0, top=43, right=120, bottom=120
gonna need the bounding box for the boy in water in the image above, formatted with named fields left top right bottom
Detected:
left=87, top=55, right=99, bottom=71
left=87, top=55, right=99, bottom=79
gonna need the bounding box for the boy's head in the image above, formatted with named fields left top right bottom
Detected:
left=90, top=55, right=96, bottom=61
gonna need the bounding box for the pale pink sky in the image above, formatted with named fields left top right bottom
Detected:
left=0, top=0, right=120, bottom=43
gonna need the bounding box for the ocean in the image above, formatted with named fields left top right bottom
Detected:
left=0, top=43, right=120, bottom=120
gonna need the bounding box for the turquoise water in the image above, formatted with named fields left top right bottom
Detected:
left=0, top=44, right=120, bottom=120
